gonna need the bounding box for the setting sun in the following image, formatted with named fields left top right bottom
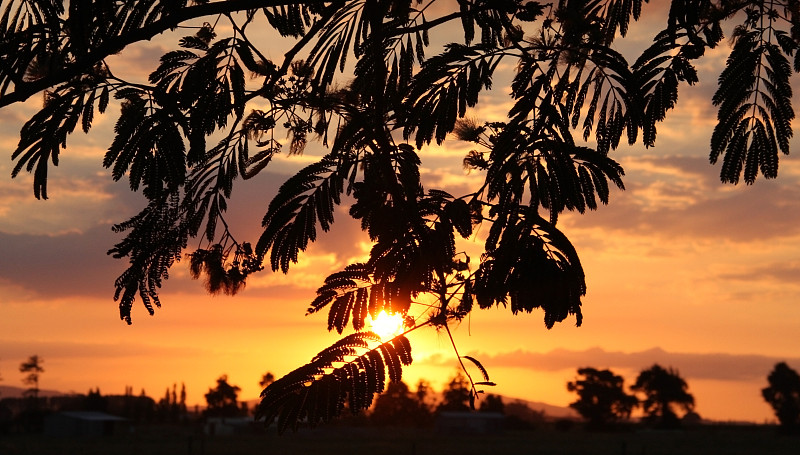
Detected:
left=369, top=311, right=405, bottom=340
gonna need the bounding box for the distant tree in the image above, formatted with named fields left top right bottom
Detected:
left=179, top=382, right=187, bottom=415
left=5, top=1, right=800, bottom=432
left=370, top=380, right=431, bottom=427
left=157, top=386, right=171, bottom=421
left=414, top=379, right=434, bottom=410
left=19, top=355, right=44, bottom=399
left=259, top=372, right=275, bottom=389
left=204, top=375, right=242, bottom=418
left=479, top=394, right=505, bottom=414
left=437, top=371, right=472, bottom=413
left=156, top=382, right=186, bottom=421
left=122, top=385, right=134, bottom=417
left=631, top=364, right=694, bottom=428
left=567, top=367, right=637, bottom=429
left=762, top=362, right=800, bottom=431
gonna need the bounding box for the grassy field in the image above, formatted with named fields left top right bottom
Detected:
left=1, top=424, right=797, bottom=455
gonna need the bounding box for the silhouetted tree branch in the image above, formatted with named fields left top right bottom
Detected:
left=0, top=0, right=325, bottom=108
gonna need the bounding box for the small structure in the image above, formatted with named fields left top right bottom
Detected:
left=44, top=411, right=129, bottom=437
left=435, top=411, right=505, bottom=435
left=204, top=416, right=256, bottom=436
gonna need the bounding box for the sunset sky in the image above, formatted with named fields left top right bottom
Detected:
left=1, top=3, right=799, bottom=424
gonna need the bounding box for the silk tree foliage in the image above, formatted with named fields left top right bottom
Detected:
left=2, top=0, right=798, bottom=432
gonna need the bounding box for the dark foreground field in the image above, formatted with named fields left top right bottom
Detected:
left=1, top=425, right=797, bottom=455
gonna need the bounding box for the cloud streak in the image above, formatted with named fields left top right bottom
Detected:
left=0, top=225, right=121, bottom=299
left=562, top=154, right=800, bottom=243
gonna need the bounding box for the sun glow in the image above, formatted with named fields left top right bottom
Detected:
left=369, top=310, right=405, bottom=339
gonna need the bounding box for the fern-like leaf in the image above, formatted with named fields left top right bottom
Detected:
left=403, top=43, right=503, bottom=147
left=103, top=89, right=187, bottom=199
left=462, top=355, right=490, bottom=381
left=485, top=119, right=625, bottom=225
left=633, top=31, right=700, bottom=147
left=109, top=192, right=187, bottom=324
left=256, top=332, right=412, bottom=433
left=711, top=26, right=794, bottom=184
left=12, top=82, right=109, bottom=199
left=309, top=264, right=375, bottom=333
left=473, top=211, right=586, bottom=328
left=262, top=4, right=318, bottom=38
left=257, top=155, right=355, bottom=273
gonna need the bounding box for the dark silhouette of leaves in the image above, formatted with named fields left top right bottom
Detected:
left=12, top=79, right=110, bottom=199
left=257, top=154, right=353, bottom=273
left=255, top=332, right=412, bottom=433
left=473, top=210, right=586, bottom=328
left=461, top=355, right=490, bottom=382
left=402, top=43, right=503, bottom=147
left=633, top=30, right=700, bottom=147
left=711, top=21, right=795, bottom=184
left=263, top=3, right=320, bottom=38
left=109, top=192, right=186, bottom=324
left=103, top=88, right=188, bottom=198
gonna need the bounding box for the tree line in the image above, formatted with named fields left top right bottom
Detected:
left=190, top=361, right=800, bottom=434
left=199, top=370, right=545, bottom=429
left=202, top=360, right=800, bottom=433
left=568, top=362, right=800, bottom=433
left=3, top=355, right=799, bottom=434
left=567, top=364, right=695, bottom=430
left=1, top=354, right=192, bottom=432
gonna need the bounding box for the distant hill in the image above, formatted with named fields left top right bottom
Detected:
left=0, top=385, right=66, bottom=399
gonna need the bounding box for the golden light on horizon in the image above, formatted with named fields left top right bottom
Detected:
left=369, top=310, right=405, bottom=340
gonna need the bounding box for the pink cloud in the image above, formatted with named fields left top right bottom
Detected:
left=719, top=262, right=800, bottom=287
